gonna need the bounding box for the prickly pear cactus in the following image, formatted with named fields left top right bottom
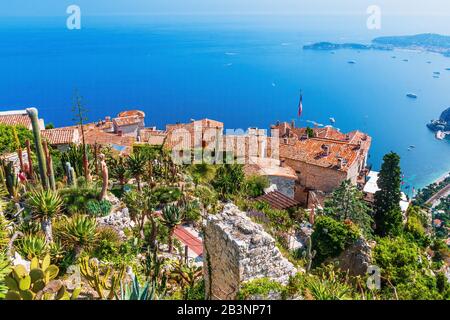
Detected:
left=4, top=254, right=80, bottom=300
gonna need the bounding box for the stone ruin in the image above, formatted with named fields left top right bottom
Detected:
left=203, top=203, right=297, bottom=300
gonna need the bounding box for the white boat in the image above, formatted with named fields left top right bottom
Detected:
left=406, top=93, right=418, bottom=99
left=348, top=60, right=356, bottom=64
left=436, top=131, right=446, bottom=140
left=329, top=117, right=336, bottom=124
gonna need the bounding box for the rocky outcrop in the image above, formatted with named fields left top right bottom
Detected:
left=428, top=107, right=450, bottom=131
left=329, top=238, right=374, bottom=277
left=204, top=203, right=298, bottom=300
left=96, top=207, right=134, bottom=239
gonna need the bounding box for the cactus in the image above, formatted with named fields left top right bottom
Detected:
left=26, top=108, right=49, bottom=189
left=302, top=236, right=316, bottom=273
left=25, top=139, right=34, bottom=180
left=12, top=127, right=24, bottom=172
left=4, top=254, right=80, bottom=300
left=2, top=160, right=19, bottom=199
left=79, top=256, right=126, bottom=300
left=42, top=140, right=56, bottom=191
left=99, top=153, right=108, bottom=201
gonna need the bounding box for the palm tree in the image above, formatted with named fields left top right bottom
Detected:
left=62, top=215, right=98, bottom=258
left=26, top=189, right=63, bottom=243
left=126, top=152, right=147, bottom=192
left=162, top=204, right=183, bottom=253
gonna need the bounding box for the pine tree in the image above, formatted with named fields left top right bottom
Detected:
left=374, top=152, right=403, bottom=236
left=324, top=179, right=373, bottom=235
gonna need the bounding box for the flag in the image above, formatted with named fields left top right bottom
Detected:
left=298, top=92, right=303, bottom=117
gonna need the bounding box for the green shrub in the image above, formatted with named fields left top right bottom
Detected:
left=153, top=186, right=182, bottom=205
left=86, top=199, right=113, bottom=217
left=311, top=216, right=360, bottom=265
left=59, top=187, right=101, bottom=215
left=243, top=175, right=269, bottom=198
left=237, top=278, right=283, bottom=300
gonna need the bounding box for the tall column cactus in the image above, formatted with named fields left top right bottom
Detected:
left=26, top=108, right=49, bottom=189
left=25, top=140, right=34, bottom=180
left=42, top=140, right=56, bottom=191
left=99, top=153, right=108, bottom=201
left=12, top=127, right=24, bottom=172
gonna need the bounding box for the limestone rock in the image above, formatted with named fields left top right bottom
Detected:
left=331, top=238, right=374, bottom=277
left=204, top=203, right=298, bottom=300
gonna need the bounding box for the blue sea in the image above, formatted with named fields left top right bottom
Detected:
left=1, top=14, right=450, bottom=193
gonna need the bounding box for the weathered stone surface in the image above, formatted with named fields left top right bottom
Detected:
left=96, top=207, right=134, bottom=239
left=204, top=203, right=297, bottom=300
left=330, top=238, right=374, bottom=277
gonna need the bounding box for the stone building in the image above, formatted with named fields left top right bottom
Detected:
left=112, top=110, right=145, bottom=138
left=203, top=204, right=298, bottom=300
left=271, top=122, right=372, bottom=207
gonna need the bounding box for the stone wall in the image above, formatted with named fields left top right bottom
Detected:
left=268, top=175, right=295, bottom=198
left=204, top=204, right=297, bottom=300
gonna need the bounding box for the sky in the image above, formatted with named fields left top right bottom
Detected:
left=1, top=0, right=449, bottom=16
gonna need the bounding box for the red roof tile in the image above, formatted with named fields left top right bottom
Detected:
left=255, top=191, right=300, bottom=210
left=41, top=128, right=79, bottom=145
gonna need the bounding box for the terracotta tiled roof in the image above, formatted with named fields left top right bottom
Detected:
left=140, top=129, right=167, bottom=145
left=255, top=191, right=300, bottom=210
left=244, top=157, right=297, bottom=179
left=41, top=128, right=80, bottom=145
left=0, top=112, right=32, bottom=129
left=272, top=122, right=371, bottom=172
left=113, top=115, right=141, bottom=127
left=84, top=128, right=136, bottom=147
left=117, top=110, right=145, bottom=118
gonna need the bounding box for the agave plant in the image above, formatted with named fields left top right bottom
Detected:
left=169, top=259, right=203, bottom=298
left=16, top=234, right=48, bottom=260
left=26, top=189, right=63, bottom=243
left=116, top=275, right=155, bottom=300
left=162, top=204, right=184, bottom=253
left=63, top=215, right=98, bottom=258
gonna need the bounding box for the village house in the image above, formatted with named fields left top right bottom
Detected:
left=112, top=110, right=145, bottom=138
left=0, top=110, right=45, bottom=130
left=270, top=122, right=372, bottom=207
left=41, top=127, right=80, bottom=151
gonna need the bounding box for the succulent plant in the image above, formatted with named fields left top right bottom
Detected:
left=26, top=108, right=49, bottom=190
left=79, top=256, right=126, bottom=300
left=16, top=234, right=48, bottom=260
left=4, top=254, right=80, bottom=300
left=162, top=204, right=184, bottom=253
left=26, top=188, right=63, bottom=243
left=62, top=215, right=98, bottom=257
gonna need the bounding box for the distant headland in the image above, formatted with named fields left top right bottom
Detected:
left=304, top=33, right=450, bottom=57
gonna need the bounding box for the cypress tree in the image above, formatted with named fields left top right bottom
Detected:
left=374, top=152, right=403, bottom=236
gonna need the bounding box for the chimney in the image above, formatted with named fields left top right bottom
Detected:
left=291, top=119, right=295, bottom=128
left=322, top=144, right=330, bottom=156
left=337, top=157, right=343, bottom=169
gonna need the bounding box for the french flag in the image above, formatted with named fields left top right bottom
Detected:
left=298, top=92, right=303, bottom=118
